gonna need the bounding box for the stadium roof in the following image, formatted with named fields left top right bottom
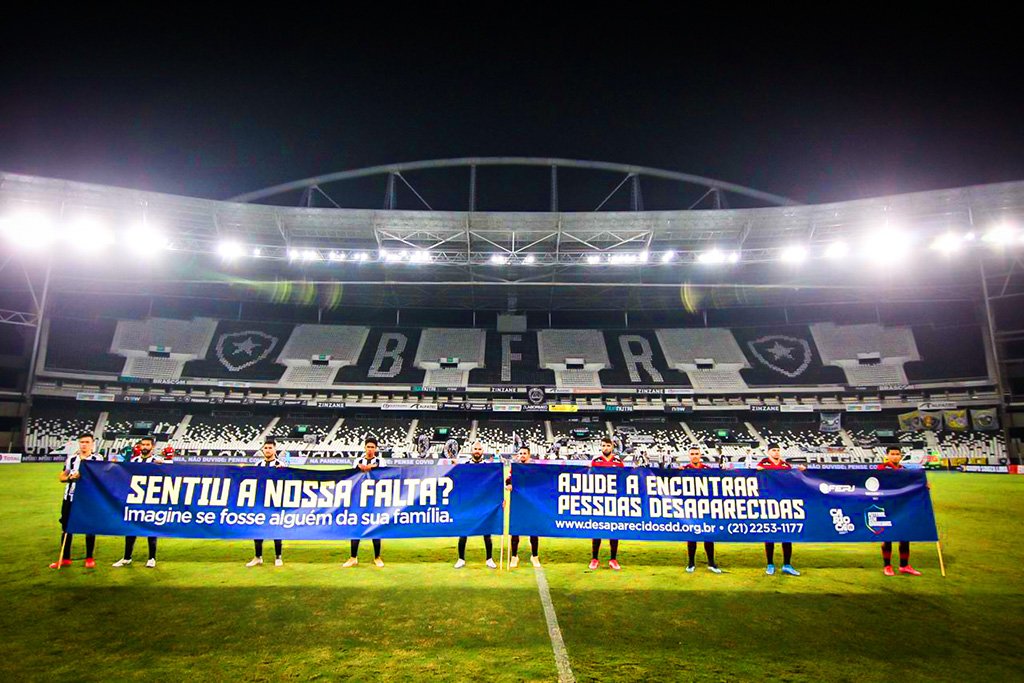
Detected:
left=2, top=160, right=1023, bottom=311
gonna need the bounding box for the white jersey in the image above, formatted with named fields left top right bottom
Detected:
left=130, top=453, right=171, bottom=464
left=63, top=452, right=104, bottom=501
left=256, top=457, right=283, bottom=468
left=355, top=456, right=383, bottom=469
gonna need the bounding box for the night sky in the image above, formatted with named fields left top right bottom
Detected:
left=1, top=16, right=1021, bottom=209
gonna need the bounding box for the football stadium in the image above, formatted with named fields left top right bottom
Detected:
left=1, top=158, right=1023, bottom=682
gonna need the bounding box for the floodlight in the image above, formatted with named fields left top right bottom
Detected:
left=217, top=240, right=244, bottom=261
left=824, top=241, right=849, bottom=259
left=123, top=224, right=170, bottom=256
left=779, top=245, right=807, bottom=264
left=929, top=233, right=962, bottom=255
left=1, top=212, right=57, bottom=250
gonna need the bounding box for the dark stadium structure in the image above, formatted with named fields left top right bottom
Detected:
left=1, top=159, right=1022, bottom=465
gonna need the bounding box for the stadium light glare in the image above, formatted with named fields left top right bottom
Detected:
left=779, top=245, right=808, bottom=264
left=639, top=251, right=649, bottom=263
left=302, top=249, right=320, bottom=261
left=930, top=233, right=963, bottom=255
left=964, top=232, right=976, bottom=241
left=288, top=249, right=300, bottom=261
left=354, top=252, right=369, bottom=262
left=1, top=212, right=57, bottom=250
left=661, top=250, right=676, bottom=263
left=862, top=230, right=910, bottom=263
left=64, top=218, right=115, bottom=253
left=489, top=254, right=509, bottom=265
left=698, top=249, right=738, bottom=265
left=697, top=249, right=723, bottom=264
left=586, top=254, right=601, bottom=265
left=824, top=241, right=849, bottom=259
left=523, top=254, right=536, bottom=264
left=409, top=250, right=431, bottom=263
left=251, top=247, right=262, bottom=258
left=982, top=223, right=1017, bottom=246
left=217, top=240, right=244, bottom=261
left=123, top=224, right=170, bottom=256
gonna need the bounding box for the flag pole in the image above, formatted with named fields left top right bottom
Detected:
left=56, top=532, right=68, bottom=570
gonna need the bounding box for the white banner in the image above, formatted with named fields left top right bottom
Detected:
left=381, top=403, right=438, bottom=411
left=0, top=453, right=23, bottom=464
left=918, top=401, right=957, bottom=411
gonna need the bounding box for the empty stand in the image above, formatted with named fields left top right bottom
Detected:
left=656, top=328, right=749, bottom=391
left=278, top=325, right=368, bottom=365
left=123, top=356, right=187, bottom=380
left=331, top=416, right=410, bottom=448
left=43, top=318, right=123, bottom=374
left=25, top=407, right=100, bottom=455
left=810, top=323, right=920, bottom=386
left=423, top=368, right=469, bottom=386
left=538, top=330, right=609, bottom=389
left=112, top=318, right=217, bottom=356
left=111, top=318, right=217, bottom=380
left=179, top=414, right=270, bottom=448
left=475, top=419, right=546, bottom=453
left=281, top=365, right=341, bottom=386
left=333, top=328, right=426, bottom=384
left=468, top=332, right=555, bottom=386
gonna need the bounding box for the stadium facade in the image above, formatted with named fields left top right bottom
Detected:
left=1, top=159, right=1022, bottom=466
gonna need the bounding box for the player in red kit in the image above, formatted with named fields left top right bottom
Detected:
left=684, top=446, right=721, bottom=573
left=877, top=446, right=922, bottom=576
left=589, top=437, right=625, bottom=570
left=756, top=443, right=802, bottom=576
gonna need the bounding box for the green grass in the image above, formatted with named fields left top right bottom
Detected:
left=1, top=467, right=1023, bottom=682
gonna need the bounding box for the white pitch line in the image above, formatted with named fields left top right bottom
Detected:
left=533, top=565, right=576, bottom=683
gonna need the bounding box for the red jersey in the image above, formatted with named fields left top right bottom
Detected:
left=591, top=455, right=625, bottom=468
left=757, top=457, right=792, bottom=470
left=877, top=461, right=903, bottom=470
left=685, top=461, right=709, bottom=469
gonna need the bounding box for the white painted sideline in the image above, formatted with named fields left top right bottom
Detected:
left=533, top=565, right=576, bottom=683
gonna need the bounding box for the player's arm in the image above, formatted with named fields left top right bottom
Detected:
left=58, top=469, right=71, bottom=483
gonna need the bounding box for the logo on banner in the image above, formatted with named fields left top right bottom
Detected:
left=215, top=331, right=279, bottom=372
left=865, top=505, right=892, bottom=535
left=829, top=508, right=855, bottom=534
left=746, top=335, right=812, bottom=378
left=819, top=483, right=856, bottom=494
left=527, top=387, right=547, bottom=405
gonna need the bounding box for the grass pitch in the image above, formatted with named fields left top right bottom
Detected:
left=1, top=466, right=1022, bottom=682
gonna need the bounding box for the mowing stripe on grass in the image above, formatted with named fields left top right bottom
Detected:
left=533, top=565, right=575, bottom=683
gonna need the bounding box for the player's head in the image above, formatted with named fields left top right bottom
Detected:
left=364, top=437, right=378, bottom=458
left=688, top=446, right=702, bottom=465
left=767, top=442, right=781, bottom=460
left=600, top=436, right=615, bottom=456
left=137, top=436, right=154, bottom=456
left=77, top=432, right=94, bottom=455
left=886, top=445, right=903, bottom=463
left=262, top=439, right=277, bottom=459
left=517, top=445, right=531, bottom=463
left=471, top=441, right=484, bottom=460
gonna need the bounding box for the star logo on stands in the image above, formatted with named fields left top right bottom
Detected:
left=233, top=337, right=259, bottom=356
left=747, top=335, right=812, bottom=378
left=215, top=331, right=279, bottom=372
